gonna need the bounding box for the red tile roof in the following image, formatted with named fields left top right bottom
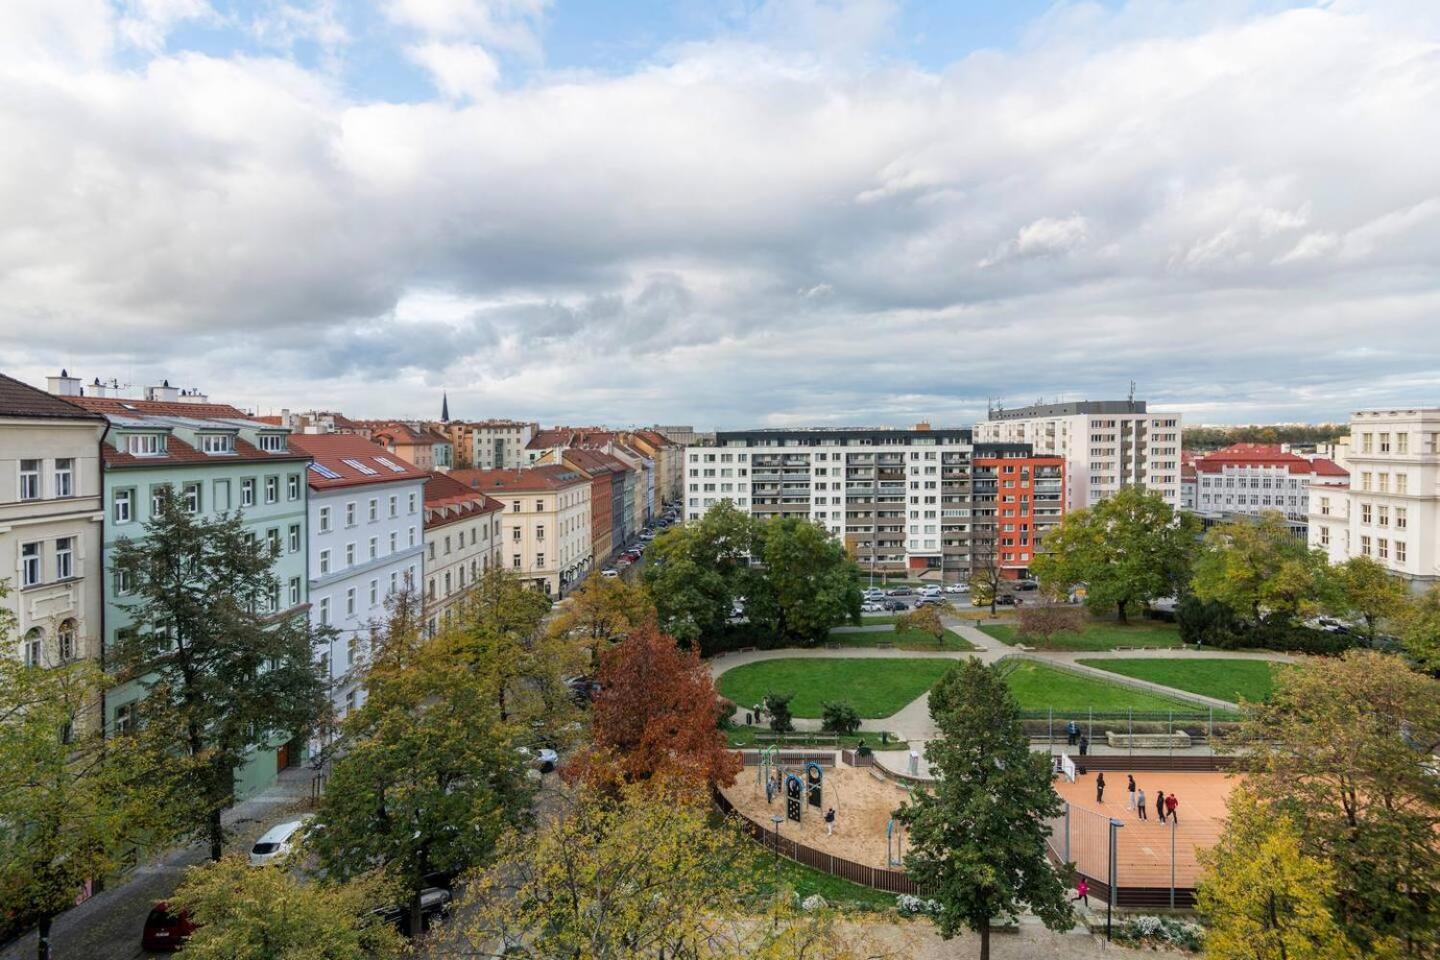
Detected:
left=69, top=395, right=253, bottom=420
left=0, top=374, right=107, bottom=421
left=286, top=434, right=428, bottom=489
left=562, top=448, right=625, bottom=476
left=1194, top=443, right=1350, bottom=477
left=423, top=472, right=503, bottom=530
left=449, top=466, right=589, bottom=493
left=526, top=428, right=576, bottom=450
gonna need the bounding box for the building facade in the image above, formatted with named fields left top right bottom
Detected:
left=974, top=400, right=1183, bottom=510
left=1308, top=408, right=1440, bottom=592
left=450, top=467, right=592, bottom=595
left=971, top=454, right=1066, bottom=579
left=286, top=434, right=427, bottom=722
left=0, top=374, right=107, bottom=716
left=422, top=471, right=504, bottom=632
left=469, top=420, right=539, bottom=470
left=557, top=448, right=620, bottom=565
left=1191, top=443, right=1347, bottom=522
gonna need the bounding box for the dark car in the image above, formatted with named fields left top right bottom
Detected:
left=995, top=594, right=1018, bottom=606
left=372, top=887, right=453, bottom=936
left=141, top=902, right=196, bottom=952
left=915, top=596, right=945, bottom=607
left=887, top=587, right=913, bottom=597
left=1014, top=580, right=1039, bottom=592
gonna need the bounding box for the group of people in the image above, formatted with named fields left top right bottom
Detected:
left=1064, top=720, right=1090, bottom=756
left=1094, top=772, right=1180, bottom=823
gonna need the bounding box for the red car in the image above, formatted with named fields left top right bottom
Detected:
left=141, top=902, right=196, bottom=952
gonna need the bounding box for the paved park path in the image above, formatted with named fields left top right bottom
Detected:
left=713, top=617, right=1297, bottom=744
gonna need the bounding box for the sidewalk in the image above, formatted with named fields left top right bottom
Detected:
left=0, top=764, right=324, bottom=960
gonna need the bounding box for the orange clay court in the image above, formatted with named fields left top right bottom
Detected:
left=721, top=764, right=1241, bottom=889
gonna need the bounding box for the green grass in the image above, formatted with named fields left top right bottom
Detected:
left=718, top=658, right=954, bottom=718
left=980, top=620, right=1185, bottom=652
left=828, top=627, right=976, bottom=652
left=754, top=856, right=900, bottom=910
left=724, top=726, right=908, bottom=751
left=1074, top=658, right=1288, bottom=704
left=1002, top=660, right=1201, bottom=712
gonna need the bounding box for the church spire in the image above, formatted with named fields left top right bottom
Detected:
left=440, top=391, right=450, bottom=423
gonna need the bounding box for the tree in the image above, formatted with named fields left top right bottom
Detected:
left=1398, top=585, right=1440, bottom=673
left=969, top=538, right=1004, bottom=617
left=895, top=602, right=953, bottom=647
left=545, top=574, right=655, bottom=671
left=567, top=621, right=742, bottom=791
left=453, top=566, right=559, bottom=724
left=764, top=692, right=795, bottom=734
left=749, top=518, right=862, bottom=646
left=1031, top=486, right=1195, bottom=624
left=896, top=659, right=1073, bottom=960
left=109, top=492, right=329, bottom=861
left=313, top=619, right=532, bottom=935
left=821, top=700, right=861, bottom=736
left=0, top=586, right=179, bottom=960
left=170, top=857, right=402, bottom=960
left=1334, top=557, right=1410, bottom=645
left=1198, top=790, right=1370, bottom=960
left=1191, top=512, right=1336, bottom=627
left=1014, top=604, right=1086, bottom=648
left=645, top=501, right=758, bottom=645
left=1235, top=651, right=1440, bottom=955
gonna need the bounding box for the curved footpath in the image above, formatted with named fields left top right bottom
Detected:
left=712, top=618, right=1297, bottom=743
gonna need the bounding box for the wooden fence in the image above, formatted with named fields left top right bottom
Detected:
left=713, top=789, right=921, bottom=895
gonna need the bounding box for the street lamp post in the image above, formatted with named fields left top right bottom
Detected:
left=770, top=814, right=785, bottom=888
left=1107, top=818, right=1125, bottom=941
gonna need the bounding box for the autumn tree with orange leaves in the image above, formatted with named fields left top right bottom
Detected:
left=568, top=621, right=741, bottom=792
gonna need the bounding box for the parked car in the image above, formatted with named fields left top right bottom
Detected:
left=600, top=568, right=619, bottom=579
left=915, top=596, right=945, bottom=607
left=887, top=587, right=914, bottom=597
left=944, top=582, right=969, bottom=594
left=996, top=594, right=1018, bottom=606
left=141, top=902, right=196, bottom=952
left=372, top=887, right=453, bottom=937
left=860, top=601, right=884, bottom=613
left=881, top=599, right=907, bottom=612
left=919, top=586, right=942, bottom=598
left=862, top=588, right=886, bottom=600
left=249, top=818, right=310, bottom=866
left=1015, top=579, right=1039, bottom=592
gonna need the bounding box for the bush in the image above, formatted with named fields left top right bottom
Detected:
left=820, top=701, right=861, bottom=735
left=1177, top=596, right=1247, bottom=648
left=1178, top=598, right=1359, bottom=655
left=1114, top=915, right=1205, bottom=952
left=764, top=692, right=795, bottom=733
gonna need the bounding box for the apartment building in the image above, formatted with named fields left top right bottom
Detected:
left=974, top=400, right=1183, bottom=509
left=422, top=471, right=504, bottom=632
left=367, top=422, right=452, bottom=472
left=621, top=429, right=684, bottom=507
left=971, top=454, right=1065, bottom=579
left=67, top=392, right=312, bottom=798
left=0, top=374, right=107, bottom=703
left=286, top=434, right=427, bottom=721
left=684, top=427, right=1032, bottom=579
left=468, top=420, right=539, bottom=470
left=450, top=467, right=591, bottom=595
left=1192, top=444, right=1347, bottom=522
left=534, top=448, right=621, bottom=563
left=1308, top=408, right=1440, bottom=592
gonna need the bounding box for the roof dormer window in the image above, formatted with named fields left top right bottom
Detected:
left=201, top=434, right=235, bottom=455
left=258, top=434, right=287, bottom=453
left=126, top=433, right=166, bottom=457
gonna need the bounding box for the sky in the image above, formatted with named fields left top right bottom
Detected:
left=2, top=0, right=1439, bottom=429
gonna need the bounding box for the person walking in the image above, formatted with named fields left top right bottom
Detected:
left=1066, top=720, right=1079, bottom=746
left=825, top=807, right=836, bottom=836
left=1136, top=786, right=1147, bottom=820
left=1166, top=793, right=1179, bottom=824
left=1155, top=786, right=1167, bottom=823
left=1095, top=772, right=1106, bottom=804
left=1126, top=774, right=1137, bottom=810
left=1073, top=877, right=1089, bottom=906
left=1078, top=734, right=1089, bottom=756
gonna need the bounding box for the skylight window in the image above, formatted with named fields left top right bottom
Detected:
left=309, top=463, right=341, bottom=480
left=374, top=456, right=407, bottom=473
left=341, top=458, right=378, bottom=476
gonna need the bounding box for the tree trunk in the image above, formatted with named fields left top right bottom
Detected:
left=209, top=806, right=224, bottom=861
left=409, top=891, right=424, bottom=939
left=36, top=914, right=52, bottom=960
left=1116, top=600, right=1127, bottom=624
left=979, top=923, right=990, bottom=960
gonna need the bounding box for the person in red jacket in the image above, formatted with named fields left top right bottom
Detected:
left=1073, top=877, right=1089, bottom=905
left=1165, top=793, right=1179, bottom=824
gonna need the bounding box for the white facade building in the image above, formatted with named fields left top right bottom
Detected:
left=1308, top=408, right=1440, bottom=592
left=974, top=400, right=1183, bottom=509
left=470, top=420, right=538, bottom=470
left=288, top=434, right=428, bottom=719
left=1192, top=444, right=1348, bottom=521
left=422, top=472, right=504, bottom=634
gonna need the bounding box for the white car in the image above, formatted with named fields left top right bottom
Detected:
left=944, top=582, right=969, bottom=594
left=861, top=601, right=884, bottom=613
left=862, top=588, right=886, bottom=600
left=600, top=568, right=619, bottom=579
left=249, top=818, right=309, bottom=866
left=919, top=586, right=942, bottom=598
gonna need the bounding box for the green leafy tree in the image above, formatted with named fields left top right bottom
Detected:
left=170, top=857, right=402, bottom=960
left=764, top=692, right=794, bottom=733
left=1398, top=585, right=1440, bottom=673
left=1334, top=556, right=1410, bottom=644
left=0, top=586, right=180, bottom=960
left=645, top=502, right=758, bottom=645
left=109, top=491, right=330, bottom=861
left=896, top=659, right=1073, bottom=960
left=748, top=518, right=862, bottom=646
left=545, top=573, right=655, bottom=670
left=314, top=618, right=533, bottom=936
left=1014, top=604, right=1086, bottom=648
left=820, top=701, right=861, bottom=736
left=1192, top=512, right=1337, bottom=626
left=1031, top=486, right=1195, bottom=624
left=895, top=602, right=954, bottom=647
left=1235, top=651, right=1440, bottom=955
left=1198, top=790, right=1373, bottom=960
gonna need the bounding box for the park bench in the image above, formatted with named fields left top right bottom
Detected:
left=875, top=640, right=894, bottom=649
left=825, top=641, right=841, bottom=650
left=1015, top=643, right=1035, bottom=652
left=1105, top=731, right=1192, bottom=750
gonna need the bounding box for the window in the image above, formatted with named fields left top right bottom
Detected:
left=259, top=434, right=286, bottom=453
left=200, top=434, right=234, bottom=454
left=1396, top=507, right=1407, bottom=529
left=1361, top=503, right=1372, bottom=524
left=390, top=571, right=398, bottom=595
left=288, top=474, right=301, bottom=500
left=183, top=482, right=201, bottom=514
left=267, top=527, right=280, bottom=552
left=345, top=543, right=356, bottom=566
left=1397, top=473, right=1408, bottom=494
left=115, top=568, right=133, bottom=595
left=23, top=628, right=43, bottom=667
left=309, top=462, right=341, bottom=480
left=264, top=476, right=279, bottom=504
left=288, top=524, right=301, bottom=552
left=21, top=542, right=41, bottom=586
left=18, top=459, right=40, bottom=500
left=408, top=493, right=417, bottom=513
left=114, top=703, right=133, bottom=735
left=319, top=597, right=330, bottom=625
left=1378, top=538, right=1389, bottom=560
left=319, top=506, right=332, bottom=532
left=241, top=478, right=256, bottom=507
left=126, top=434, right=165, bottom=456
left=1361, top=535, right=1372, bottom=556
left=536, top=552, right=545, bottom=567
left=1397, top=433, right=1409, bottom=454
left=345, top=502, right=357, bottom=527
left=319, top=549, right=331, bottom=575
left=1319, top=526, right=1330, bottom=547
left=114, top=488, right=133, bottom=523
left=289, top=577, right=301, bottom=606
left=512, top=553, right=521, bottom=569
left=388, top=495, right=398, bottom=518
left=55, top=537, right=74, bottom=580
left=346, top=587, right=356, bottom=616
left=341, top=458, right=378, bottom=476
left=368, top=498, right=378, bottom=521
left=536, top=525, right=545, bottom=541
left=150, top=485, right=172, bottom=516
left=369, top=579, right=378, bottom=606
left=1396, top=541, right=1407, bottom=563
left=408, top=526, right=416, bottom=547
left=512, top=526, right=521, bottom=541
left=53, top=458, right=74, bottom=497
left=511, top=501, right=520, bottom=512
left=58, top=620, right=76, bottom=661
left=444, top=535, right=452, bottom=555
left=389, top=531, right=397, bottom=552
left=214, top=479, right=231, bottom=511
left=369, top=536, right=378, bottom=559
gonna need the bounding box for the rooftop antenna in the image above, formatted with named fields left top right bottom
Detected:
left=1128, top=380, right=1136, bottom=408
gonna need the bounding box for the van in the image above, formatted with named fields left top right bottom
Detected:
left=249, top=818, right=309, bottom=866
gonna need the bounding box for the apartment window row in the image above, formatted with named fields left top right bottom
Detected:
left=17, top=458, right=78, bottom=501
left=19, top=537, right=77, bottom=588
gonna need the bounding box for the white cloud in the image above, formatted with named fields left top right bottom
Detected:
left=383, top=0, right=548, bottom=57
left=979, top=215, right=1089, bottom=268
left=408, top=41, right=500, bottom=100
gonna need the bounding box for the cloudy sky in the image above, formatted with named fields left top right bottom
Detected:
left=2, top=0, right=1439, bottom=429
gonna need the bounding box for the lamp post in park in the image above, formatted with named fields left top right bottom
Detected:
left=1107, top=818, right=1125, bottom=942
left=770, top=814, right=785, bottom=888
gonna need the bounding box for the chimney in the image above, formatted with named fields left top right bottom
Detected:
left=145, top=379, right=181, bottom=403
left=914, top=421, right=931, bottom=431
left=46, top=369, right=82, bottom=397
left=176, top=387, right=210, bottom=404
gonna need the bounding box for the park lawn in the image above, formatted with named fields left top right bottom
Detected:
left=829, top=627, right=976, bottom=652
left=756, top=857, right=900, bottom=911
left=724, top=726, right=907, bottom=751
left=718, top=658, right=954, bottom=718
left=980, top=620, right=1185, bottom=652
left=1074, top=658, right=1288, bottom=704
left=1002, top=660, right=1200, bottom=712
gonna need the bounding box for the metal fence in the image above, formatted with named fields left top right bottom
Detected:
left=1022, top=708, right=1238, bottom=756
